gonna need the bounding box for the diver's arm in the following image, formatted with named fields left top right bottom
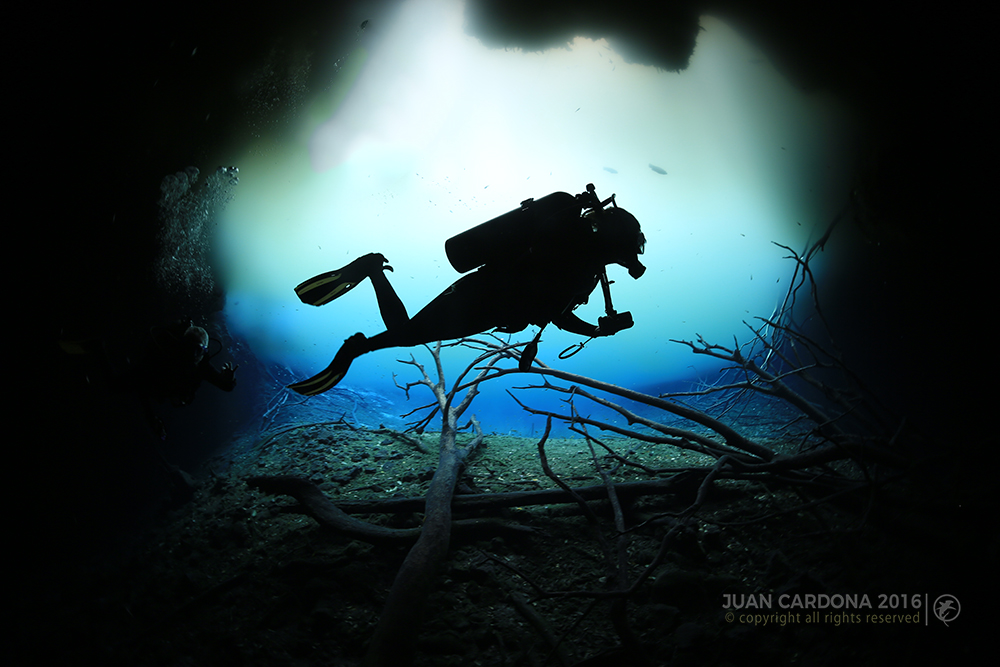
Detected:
left=552, top=311, right=634, bottom=338
left=551, top=311, right=601, bottom=337
left=201, top=359, right=238, bottom=391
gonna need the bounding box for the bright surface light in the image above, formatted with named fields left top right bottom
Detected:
left=217, top=0, right=855, bottom=406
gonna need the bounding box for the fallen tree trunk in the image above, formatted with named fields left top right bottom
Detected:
left=337, top=471, right=704, bottom=514
left=248, top=465, right=858, bottom=545
left=246, top=471, right=705, bottom=547
left=363, top=418, right=473, bottom=666
left=247, top=475, right=422, bottom=545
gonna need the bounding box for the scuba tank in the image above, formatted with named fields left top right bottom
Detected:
left=445, top=191, right=583, bottom=273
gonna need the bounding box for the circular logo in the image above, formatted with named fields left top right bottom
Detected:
left=933, top=594, right=961, bottom=625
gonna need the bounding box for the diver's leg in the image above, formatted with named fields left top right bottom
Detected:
left=288, top=332, right=370, bottom=395
left=369, top=267, right=409, bottom=330
left=288, top=256, right=408, bottom=396
left=289, top=271, right=499, bottom=396
left=363, top=272, right=499, bottom=352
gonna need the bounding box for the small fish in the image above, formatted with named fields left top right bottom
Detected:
left=649, top=164, right=667, bottom=175
left=360, top=19, right=369, bottom=30
left=603, top=167, right=618, bottom=174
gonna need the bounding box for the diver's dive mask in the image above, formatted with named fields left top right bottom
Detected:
left=627, top=230, right=647, bottom=278
left=580, top=186, right=646, bottom=280
left=627, top=257, right=646, bottom=279
left=183, top=326, right=210, bottom=361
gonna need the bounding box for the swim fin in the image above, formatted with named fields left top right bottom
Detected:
left=288, top=333, right=367, bottom=395
left=294, top=253, right=391, bottom=306
left=287, top=360, right=350, bottom=396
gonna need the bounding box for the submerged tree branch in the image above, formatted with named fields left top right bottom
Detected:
left=364, top=344, right=490, bottom=667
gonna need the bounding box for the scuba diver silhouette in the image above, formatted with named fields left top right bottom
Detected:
left=289, top=184, right=646, bottom=396
left=59, top=320, right=238, bottom=438
left=133, top=321, right=238, bottom=438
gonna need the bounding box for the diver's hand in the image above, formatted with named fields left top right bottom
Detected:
left=220, top=362, right=239, bottom=389
left=597, top=312, right=634, bottom=336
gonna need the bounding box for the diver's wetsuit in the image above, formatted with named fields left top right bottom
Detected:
left=364, top=216, right=607, bottom=351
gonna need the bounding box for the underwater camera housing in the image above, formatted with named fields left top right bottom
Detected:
left=598, top=310, right=634, bottom=336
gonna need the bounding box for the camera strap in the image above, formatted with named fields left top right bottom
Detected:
left=558, top=338, right=593, bottom=360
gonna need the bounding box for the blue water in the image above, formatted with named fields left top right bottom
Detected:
left=205, top=6, right=855, bottom=438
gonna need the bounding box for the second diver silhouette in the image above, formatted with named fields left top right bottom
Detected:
left=289, top=184, right=646, bottom=395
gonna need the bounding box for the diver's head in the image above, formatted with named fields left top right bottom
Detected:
left=183, top=325, right=210, bottom=363
left=586, top=207, right=646, bottom=279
